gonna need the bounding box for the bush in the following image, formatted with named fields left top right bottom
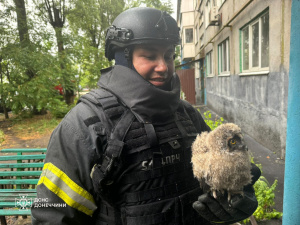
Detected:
left=201, top=110, right=224, bottom=130
left=243, top=161, right=283, bottom=223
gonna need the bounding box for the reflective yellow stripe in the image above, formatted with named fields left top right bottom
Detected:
left=38, top=163, right=97, bottom=216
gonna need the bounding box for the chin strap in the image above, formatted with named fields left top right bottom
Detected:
left=124, top=47, right=132, bottom=69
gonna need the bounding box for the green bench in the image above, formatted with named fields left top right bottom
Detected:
left=0, top=148, right=46, bottom=225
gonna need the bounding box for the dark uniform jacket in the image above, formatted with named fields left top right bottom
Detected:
left=31, top=65, right=211, bottom=225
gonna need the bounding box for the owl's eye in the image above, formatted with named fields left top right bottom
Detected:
left=230, top=139, right=236, bottom=145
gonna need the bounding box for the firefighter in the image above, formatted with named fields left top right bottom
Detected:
left=31, top=7, right=259, bottom=225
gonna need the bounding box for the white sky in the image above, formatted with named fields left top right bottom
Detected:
left=171, top=0, right=177, bottom=19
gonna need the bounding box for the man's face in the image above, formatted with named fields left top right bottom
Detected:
left=132, top=44, right=175, bottom=87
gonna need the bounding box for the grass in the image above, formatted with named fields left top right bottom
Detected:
left=0, top=112, right=62, bottom=140
left=0, top=129, right=4, bottom=144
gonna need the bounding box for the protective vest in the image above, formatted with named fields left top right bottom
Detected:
left=79, top=88, right=209, bottom=225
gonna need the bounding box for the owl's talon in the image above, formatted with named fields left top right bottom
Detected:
left=213, top=190, right=217, bottom=199
left=227, top=192, right=231, bottom=201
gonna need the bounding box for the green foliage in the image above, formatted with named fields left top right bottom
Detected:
left=174, top=46, right=181, bottom=67
left=241, top=160, right=283, bottom=224
left=135, top=0, right=173, bottom=14
left=0, top=0, right=175, bottom=117
left=252, top=178, right=283, bottom=221
left=239, top=161, right=282, bottom=223
left=201, top=110, right=224, bottom=130
left=0, top=43, right=63, bottom=116
left=0, top=129, right=4, bottom=145
left=47, top=98, right=75, bottom=118
left=180, top=91, right=186, bottom=100
left=241, top=176, right=282, bottom=223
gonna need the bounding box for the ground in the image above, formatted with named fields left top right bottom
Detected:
left=0, top=113, right=55, bottom=150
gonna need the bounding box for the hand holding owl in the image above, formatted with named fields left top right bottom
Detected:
left=191, top=123, right=261, bottom=224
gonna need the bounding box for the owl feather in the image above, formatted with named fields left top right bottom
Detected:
left=191, top=123, right=252, bottom=200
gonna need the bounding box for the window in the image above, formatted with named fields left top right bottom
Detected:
left=205, top=0, right=212, bottom=28
left=218, top=38, right=230, bottom=74
left=185, top=28, right=193, bottom=43
left=206, top=51, right=213, bottom=76
left=241, top=11, right=269, bottom=72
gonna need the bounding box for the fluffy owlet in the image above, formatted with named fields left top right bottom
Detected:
left=191, top=123, right=252, bottom=200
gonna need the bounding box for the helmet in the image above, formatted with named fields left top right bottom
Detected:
left=105, top=7, right=181, bottom=61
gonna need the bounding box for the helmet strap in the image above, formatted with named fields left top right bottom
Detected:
left=124, top=48, right=132, bottom=69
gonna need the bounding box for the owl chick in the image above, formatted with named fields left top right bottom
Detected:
left=191, top=123, right=252, bottom=200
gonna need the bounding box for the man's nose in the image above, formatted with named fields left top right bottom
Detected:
left=155, top=58, right=168, bottom=73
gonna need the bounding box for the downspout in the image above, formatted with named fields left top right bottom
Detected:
left=282, top=0, right=300, bottom=224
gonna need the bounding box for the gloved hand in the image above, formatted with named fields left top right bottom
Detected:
left=193, top=163, right=261, bottom=224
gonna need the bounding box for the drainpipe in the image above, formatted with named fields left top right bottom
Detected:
left=282, top=0, right=300, bottom=224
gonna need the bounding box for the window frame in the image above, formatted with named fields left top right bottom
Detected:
left=184, top=27, right=194, bottom=44
left=240, top=10, right=269, bottom=74
left=218, top=38, right=230, bottom=75
left=206, top=51, right=214, bottom=77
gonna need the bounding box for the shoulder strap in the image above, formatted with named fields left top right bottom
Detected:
left=78, top=89, right=135, bottom=203
left=78, top=88, right=119, bottom=135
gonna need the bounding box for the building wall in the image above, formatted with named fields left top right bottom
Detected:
left=181, top=9, right=196, bottom=59
left=201, top=0, right=291, bottom=158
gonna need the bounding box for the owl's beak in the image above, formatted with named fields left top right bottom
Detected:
left=238, top=144, right=248, bottom=151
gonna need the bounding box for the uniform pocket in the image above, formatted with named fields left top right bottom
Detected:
left=121, top=198, right=179, bottom=225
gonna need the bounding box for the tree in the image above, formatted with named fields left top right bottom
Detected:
left=125, top=0, right=173, bottom=13
left=67, top=0, right=125, bottom=89
left=0, top=0, right=176, bottom=119
left=0, top=0, right=68, bottom=117
left=13, top=0, right=30, bottom=46
left=34, top=0, right=76, bottom=104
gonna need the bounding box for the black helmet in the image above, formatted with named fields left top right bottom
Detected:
left=105, top=7, right=181, bottom=61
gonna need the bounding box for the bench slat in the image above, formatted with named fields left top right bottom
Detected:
left=1, top=148, right=47, bottom=153
left=0, top=189, right=36, bottom=193
left=0, top=192, right=36, bottom=198
left=0, top=171, right=42, bottom=177
left=0, top=179, right=39, bottom=185
left=0, top=209, right=31, bottom=216
left=0, top=163, right=44, bottom=169
left=0, top=194, right=37, bottom=201
left=0, top=155, right=46, bottom=161
left=0, top=202, right=32, bottom=207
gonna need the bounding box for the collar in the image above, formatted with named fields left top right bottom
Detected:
left=98, top=65, right=181, bottom=124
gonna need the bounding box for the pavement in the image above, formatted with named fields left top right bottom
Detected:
left=196, top=105, right=284, bottom=225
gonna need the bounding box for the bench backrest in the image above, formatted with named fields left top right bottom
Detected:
left=0, top=148, right=46, bottom=189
